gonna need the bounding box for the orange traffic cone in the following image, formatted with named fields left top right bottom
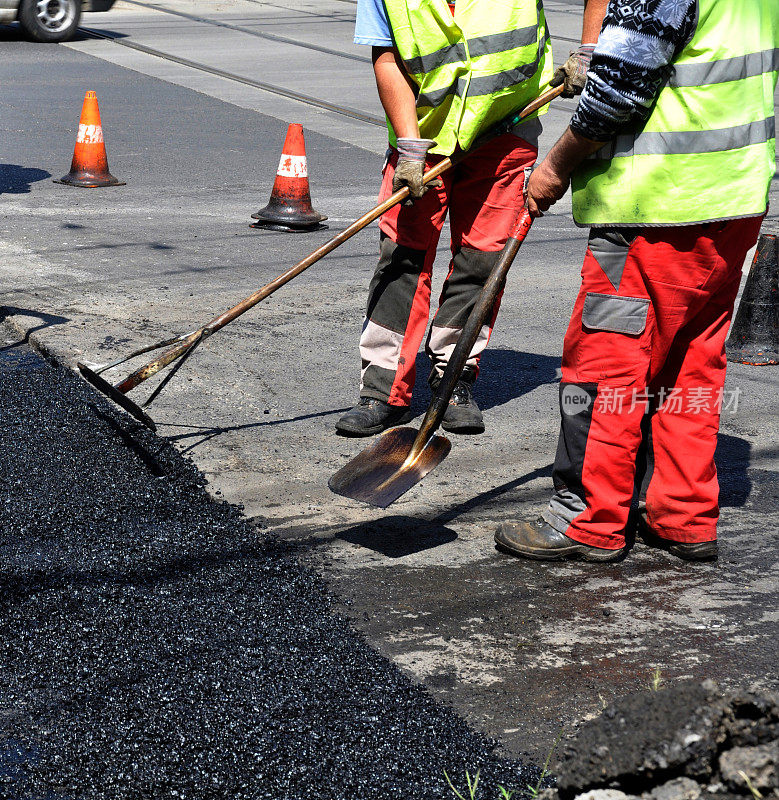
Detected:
left=251, top=124, right=327, bottom=232
left=54, top=91, right=125, bottom=188
left=726, top=232, right=779, bottom=365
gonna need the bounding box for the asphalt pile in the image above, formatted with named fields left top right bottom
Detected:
left=0, top=341, right=538, bottom=799
left=541, top=681, right=778, bottom=800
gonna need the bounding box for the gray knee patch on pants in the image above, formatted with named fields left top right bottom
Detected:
left=366, top=236, right=428, bottom=332
left=434, top=247, right=501, bottom=329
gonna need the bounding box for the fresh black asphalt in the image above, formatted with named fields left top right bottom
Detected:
left=0, top=337, right=540, bottom=799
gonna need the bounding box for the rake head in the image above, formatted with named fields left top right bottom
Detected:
left=77, top=362, right=158, bottom=431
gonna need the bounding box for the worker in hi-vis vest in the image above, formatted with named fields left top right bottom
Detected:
left=336, top=0, right=608, bottom=437
left=495, top=0, right=779, bottom=563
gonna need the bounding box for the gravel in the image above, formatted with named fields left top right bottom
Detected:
left=0, top=340, right=539, bottom=799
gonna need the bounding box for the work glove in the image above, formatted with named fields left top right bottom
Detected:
left=550, top=44, right=596, bottom=97
left=393, top=137, right=443, bottom=205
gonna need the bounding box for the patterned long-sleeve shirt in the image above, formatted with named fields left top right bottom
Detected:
left=571, top=0, right=698, bottom=141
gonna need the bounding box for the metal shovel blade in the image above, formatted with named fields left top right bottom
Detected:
left=77, top=363, right=157, bottom=432
left=329, top=426, right=451, bottom=508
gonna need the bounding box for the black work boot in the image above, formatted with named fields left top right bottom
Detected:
left=430, top=366, right=484, bottom=434
left=335, top=398, right=413, bottom=437
left=494, top=517, right=626, bottom=562
left=636, top=507, right=718, bottom=561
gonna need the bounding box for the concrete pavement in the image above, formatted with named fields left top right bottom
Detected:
left=1, top=1, right=777, bottom=762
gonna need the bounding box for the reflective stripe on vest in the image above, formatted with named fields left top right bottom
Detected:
left=404, top=26, right=539, bottom=78
left=417, top=30, right=550, bottom=107
left=384, top=0, right=553, bottom=155
left=572, top=0, right=779, bottom=227
left=670, top=47, right=779, bottom=87
left=601, top=116, right=776, bottom=159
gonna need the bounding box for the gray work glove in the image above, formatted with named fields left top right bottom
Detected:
left=393, top=137, right=443, bottom=205
left=550, top=44, right=596, bottom=97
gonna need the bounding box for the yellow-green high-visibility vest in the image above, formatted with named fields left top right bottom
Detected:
left=383, top=0, right=553, bottom=155
left=572, top=0, right=779, bottom=227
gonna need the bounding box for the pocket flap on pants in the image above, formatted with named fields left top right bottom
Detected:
left=582, top=292, right=650, bottom=335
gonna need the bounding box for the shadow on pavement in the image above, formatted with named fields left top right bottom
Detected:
left=478, top=348, right=560, bottom=410
left=280, top=464, right=555, bottom=559
left=410, top=348, right=560, bottom=413
left=43, top=236, right=177, bottom=254
left=68, top=27, right=130, bottom=42
left=156, top=348, right=557, bottom=450
left=0, top=164, right=51, bottom=194
left=276, top=515, right=458, bottom=559
left=434, top=462, right=554, bottom=526
left=337, top=516, right=458, bottom=557
left=162, top=406, right=351, bottom=454
left=0, top=307, right=69, bottom=352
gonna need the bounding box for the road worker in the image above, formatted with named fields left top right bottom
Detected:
left=336, top=0, right=607, bottom=437
left=495, top=0, right=779, bottom=562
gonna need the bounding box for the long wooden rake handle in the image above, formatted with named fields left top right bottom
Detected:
left=106, top=85, right=563, bottom=399
left=112, top=178, right=447, bottom=393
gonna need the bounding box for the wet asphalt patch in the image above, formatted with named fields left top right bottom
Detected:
left=0, top=340, right=539, bottom=799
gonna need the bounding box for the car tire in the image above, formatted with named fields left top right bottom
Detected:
left=19, top=0, right=81, bottom=42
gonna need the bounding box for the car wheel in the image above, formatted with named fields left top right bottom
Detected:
left=18, top=0, right=81, bottom=42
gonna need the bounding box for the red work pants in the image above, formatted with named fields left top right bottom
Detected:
left=358, top=133, right=537, bottom=406
left=545, top=217, right=763, bottom=548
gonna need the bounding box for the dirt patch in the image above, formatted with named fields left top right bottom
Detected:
left=543, top=682, right=778, bottom=800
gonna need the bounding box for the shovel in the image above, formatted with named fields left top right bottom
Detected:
left=78, top=86, right=561, bottom=430
left=328, top=209, right=533, bottom=508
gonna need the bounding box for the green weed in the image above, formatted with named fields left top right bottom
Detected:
left=526, top=726, right=564, bottom=798
left=444, top=769, right=480, bottom=800
left=649, top=666, right=664, bottom=691
left=443, top=769, right=515, bottom=800
left=444, top=725, right=564, bottom=800
left=738, top=770, right=763, bottom=800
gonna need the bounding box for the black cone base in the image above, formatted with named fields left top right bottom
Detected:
left=249, top=221, right=328, bottom=233
left=250, top=198, right=327, bottom=228
left=54, top=172, right=125, bottom=188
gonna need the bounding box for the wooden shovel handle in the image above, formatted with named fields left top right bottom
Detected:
left=408, top=210, right=534, bottom=461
